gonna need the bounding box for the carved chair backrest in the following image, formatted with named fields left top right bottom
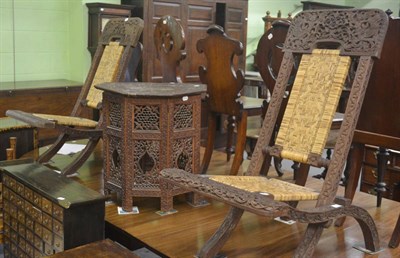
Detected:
left=72, top=18, right=144, bottom=116
left=256, top=20, right=290, bottom=96
left=197, top=25, right=244, bottom=116
left=154, top=15, right=186, bottom=83
left=247, top=9, right=388, bottom=207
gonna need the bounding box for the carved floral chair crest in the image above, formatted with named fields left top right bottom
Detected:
left=6, top=18, right=144, bottom=175
left=161, top=9, right=389, bottom=257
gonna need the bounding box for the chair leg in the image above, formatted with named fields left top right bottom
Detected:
left=61, top=137, right=100, bottom=176
left=226, top=115, right=235, bottom=162
left=288, top=164, right=310, bottom=208
left=197, top=207, right=244, bottom=258
left=350, top=206, right=380, bottom=252
left=230, top=112, right=247, bottom=175
left=295, top=163, right=310, bottom=186
left=294, top=223, right=325, bottom=258
left=389, top=214, right=400, bottom=248
left=335, top=143, right=364, bottom=227
left=273, top=157, right=284, bottom=177
left=37, top=133, right=70, bottom=163
left=201, top=113, right=217, bottom=174
left=375, top=147, right=389, bottom=207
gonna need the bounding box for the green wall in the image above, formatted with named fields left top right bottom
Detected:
left=0, top=0, right=120, bottom=89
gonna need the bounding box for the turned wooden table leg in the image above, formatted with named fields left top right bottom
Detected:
left=6, top=148, right=14, bottom=161
left=375, top=147, right=389, bottom=207
left=9, top=137, right=17, bottom=159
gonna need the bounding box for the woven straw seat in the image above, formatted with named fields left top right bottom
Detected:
left=160, top=9, right=389, bottom=257
left=7, top=18, right=144, bottom=175
left=0, top=117, right=32, bottom=133
left=209, top=175, right=319, bottom=201
left=33, top=114, right=98, bottom=128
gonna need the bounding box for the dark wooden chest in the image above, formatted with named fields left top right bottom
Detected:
left=1, top=162, right=106, bottom=257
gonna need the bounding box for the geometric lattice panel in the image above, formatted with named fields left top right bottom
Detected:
left=174, top=104, right=193, bottom=130
left=109, top=102, right=122, bottom=128
left=134, top=105, right=160, bottom=131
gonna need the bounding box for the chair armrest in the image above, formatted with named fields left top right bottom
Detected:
left=6, top=110, right=56, bottom=128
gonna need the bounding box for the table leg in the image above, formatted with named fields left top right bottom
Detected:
left=375, top=147, right=389, bottom=207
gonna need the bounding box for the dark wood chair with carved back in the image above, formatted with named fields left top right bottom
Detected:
left=6, top=18, right=144, bottom=175
left=154, top=15, right=186, bottom=83
left=160, top=9, right=388, bottom=257
left=198, top=25, right=265, bottom=175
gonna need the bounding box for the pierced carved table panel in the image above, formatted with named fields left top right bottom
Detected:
left=97, top=82, right=206, bottom=212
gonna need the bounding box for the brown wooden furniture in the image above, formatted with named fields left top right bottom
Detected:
left=336, top=14, right=400, bottom=232
left=262, top=10, right=292, bottom=33
left=257, top=14, right=350, bottom=181
left=6, top=18, right=144, bottom=176
left=160, top=9, right=389, bottom=257
left=359, top=146, right=400, bottom=201
left=198, top=25, right=265, bottom=176
left=0, top=160, right=106, bottom=257
left=122, top=0, right=248, bottom=82
left=22, top=141, right=400, bottom=257
left=154, top=15, right=186, bottom=83
left=0, top=80, right=84, bottom=146
left=348, top=15, right=400, bottom=206
left=249, top=20, right=292, bottom=176
left=0, top=118, right=38, bottom=161
left=97, top=82, right=206, bottom=213
left=48, top=239, right=139, bottom=258
left=86, top=2, right=135, bottom=59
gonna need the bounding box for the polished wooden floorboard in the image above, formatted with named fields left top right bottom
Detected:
left=45, top=143, right=400, bottom=258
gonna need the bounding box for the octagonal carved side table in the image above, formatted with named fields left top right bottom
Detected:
left=96, top=82, right=206, bottom=213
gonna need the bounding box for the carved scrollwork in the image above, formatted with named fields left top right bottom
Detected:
left=285, top=9, right=388, bottom=57
left=172, top=138, right=193, bottom=172
left=100, top=17, right=144, bottom=47
left=161, top=169, right=290, bottom=216
left=133, top=140, right=160, bottom=188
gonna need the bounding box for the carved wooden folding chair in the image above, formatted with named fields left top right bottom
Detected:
left=198, top=25, right=265, bottom=175
left=154, top=15, right=186, bottom=83
left=160, top=9, right=388, bottom=257
left=6, top=18, right=144, bottom=175
left=253, top=19, right=346, bottom=181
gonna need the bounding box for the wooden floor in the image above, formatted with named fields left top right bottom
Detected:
left=43, top=142, right=400, bottom=257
